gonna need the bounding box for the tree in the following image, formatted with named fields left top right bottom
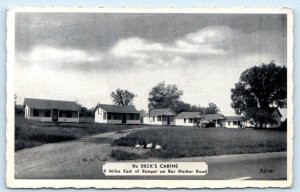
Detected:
left=14, top=94, right=18, bottom=106
left=173, top=101, right=192, bottom=113
left=231, top=62, right=287, bottom=127
left=205, top=102, right=220, bottom=114
left=76, top=102, right=94, bottom=118
left=148, top=82, right=183, bottom=110
left=14, top=94, right=24, bottom=116
left=111, top=89, right=136, bottom=106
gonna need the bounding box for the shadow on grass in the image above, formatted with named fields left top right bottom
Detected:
left=15, top=134, right=77, bottom=151
left=111, top=149, right=148, bottom=160
left=84, top=137, right=114, bottom=144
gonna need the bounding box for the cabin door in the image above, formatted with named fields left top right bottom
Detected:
left=52, top=109, right=58, bottom=122
left=167, top=116, right=170, bottom=125
left=122, top=114, right=127, bottom=124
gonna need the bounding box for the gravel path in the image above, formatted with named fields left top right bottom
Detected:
left=15, top=127, right=150, bottom=179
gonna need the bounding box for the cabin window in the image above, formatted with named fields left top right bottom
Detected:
left=134, top=114, right=140, bottom=120
left=233, top=121, right=238, bottom=125
left=228, top=122, right=231, bottom=125
left=33, top=109, right=39, bottom=117
left=67, top=111, right=72, bottom=118
left=189, top=118, right=193, bottom=123
left=157, top=116, right=161, bottom=121
left=184, top=119, right=186, bottom=123
left=130, top=114, right=134, bottom=120
left=58, top=110, right=77, bottom=118
left=114, top=113, right=119, bottom=120
left=153, top=117, right=155, bottom=122
left=103, top=112, right=107, bottom=120
left=45, top=110, right=51, bottom=117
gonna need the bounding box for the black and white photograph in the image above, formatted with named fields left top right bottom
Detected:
left=6, top=8, right=293, bottom=188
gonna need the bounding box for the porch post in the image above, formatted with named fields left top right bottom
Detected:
left=77, top=110, right=79, bottom=122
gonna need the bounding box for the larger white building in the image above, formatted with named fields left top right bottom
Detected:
left=24, top=98, right=80, bottom=123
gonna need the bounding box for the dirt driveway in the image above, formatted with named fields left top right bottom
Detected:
left=15, top=127, right=150, bottom=179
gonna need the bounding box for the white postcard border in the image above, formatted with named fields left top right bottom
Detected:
left=6, top=7, right=294, bottom=188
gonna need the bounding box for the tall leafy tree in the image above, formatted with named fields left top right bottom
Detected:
left=148, top=81, right=183, bottom=110
left=205, top=102, right=220, bottom=114
left=231, top=62, right=287, bottom=127
left=111, top=89, right=136, bottom=106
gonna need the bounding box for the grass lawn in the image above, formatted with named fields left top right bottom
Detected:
left=14, top=116, right=145, bottom=151
left=113, top=126, right=287, bottom=159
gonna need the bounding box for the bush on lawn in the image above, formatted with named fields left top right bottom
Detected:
left=111, top=149, right=142, bottom=160
left=113, top=137, right=147, bottom=147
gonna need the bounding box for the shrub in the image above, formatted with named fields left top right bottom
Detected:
left=111, top=149, right=142, bottom=160
left=113, top=137, right=147, bottom=147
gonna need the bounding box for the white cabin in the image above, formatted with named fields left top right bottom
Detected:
left=203, top=113, right=226, bottom=127
left=223, top=116, right=244, bottom=128
left=143, top=108, right=176, bottom=125
left=175, top=112, right=203, bottom=127
left=24, top=98, right=80, bottom=123
left=94, top=104, right=140, bottom=124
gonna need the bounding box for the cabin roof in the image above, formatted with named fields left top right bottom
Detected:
left=203, top=113, right=226, bottom=120
left=144, top=108, right=177, bottom=117
left=225, top=116, right=244, bottom=122
left=24, top=98, right=81, bottom=111
left=96, top=104, right=139, bottom=114
left=268, top=108, right=283, bottom=117
left=175, top=112, right=203, bottom=119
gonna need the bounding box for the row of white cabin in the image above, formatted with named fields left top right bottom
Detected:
left=23, top=98, right=282, bottom=128
left=141, top=109, right=242, bottom=128
left=141, top=108, right=282, bottom=128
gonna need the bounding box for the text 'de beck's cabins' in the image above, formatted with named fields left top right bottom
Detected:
left=102, top=162, right=208, bottom=176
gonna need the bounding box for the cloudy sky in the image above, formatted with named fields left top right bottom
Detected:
left=15, top=12, right=287, bottom=117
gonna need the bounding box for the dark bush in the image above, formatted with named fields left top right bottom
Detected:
left=113, top=137, right=146, bottom=147
left=279, top=119, right=287, bottom=131
left=111, top=150, right=141, bottom=160
left=205, top=122, right=216, bottom=128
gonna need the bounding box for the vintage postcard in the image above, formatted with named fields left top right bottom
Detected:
left=6, top=7, right=293, bottom=188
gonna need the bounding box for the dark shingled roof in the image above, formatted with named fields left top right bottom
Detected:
left=203, top=113, right=226, bottom=120
left=144, top=108, right=177, bottom=117
left=96, top=104, right=139, bottom=113
left=176, top=112, right=203, bottom=119
left=267, top=108, right=282, bottom=117
left=24, top=98, right=81, bottom=111
left=225, top=116, right=244, bottom=122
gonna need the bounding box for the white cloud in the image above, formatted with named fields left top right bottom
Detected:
left=111, top=37, right=164, bottom=58
left=110, top=26, right=243, bottom=69
left=16, top=45, right=103, bottom=69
